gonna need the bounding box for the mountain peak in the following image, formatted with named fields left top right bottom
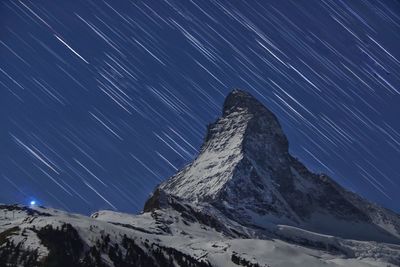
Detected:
left=223, top=89, right=268, bottom=116
left=160, top=89, right=289, bottom=202
left=221, top=89, right=289, bottom=158
left=221, top=89, right=287, bottom=151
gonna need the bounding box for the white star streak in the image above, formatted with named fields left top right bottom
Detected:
left=12, top=134, right=59, bottom=174
left=156, top=151, right=178, bottom=171
left=74, top=158, right=108, bottom=187
left=90, top=112, right=123, bottom=140
left=38, top=167, right=73, bottom=196
left=54, top=35, right=89, bottom=64
left=83, top=180, right=116, bottom=210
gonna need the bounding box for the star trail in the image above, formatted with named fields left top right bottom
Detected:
left=1, top=0, right=399, bottom=214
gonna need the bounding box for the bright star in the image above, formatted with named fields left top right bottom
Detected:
left=30, top=200, right=36, bottom=206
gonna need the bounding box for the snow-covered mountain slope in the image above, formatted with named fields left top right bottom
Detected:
left=1, top=202, right=399, bottom=267
left=1, top=89, right=400, bottom=267
left=160, top=90, right=400, bottom=244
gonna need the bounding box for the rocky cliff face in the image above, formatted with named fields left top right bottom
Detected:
left=1, top=89, right=400, bottom=267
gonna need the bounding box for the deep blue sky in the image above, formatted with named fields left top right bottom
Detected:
left=1, top=0, right=399, bottom=215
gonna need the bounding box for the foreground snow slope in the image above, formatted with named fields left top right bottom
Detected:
left=1, top=203, right=399, bottom=267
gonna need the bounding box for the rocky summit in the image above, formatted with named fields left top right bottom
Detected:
left=1, top=89, right=400, bottom=267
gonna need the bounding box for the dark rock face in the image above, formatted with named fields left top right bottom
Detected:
left=160, top=89, right=400, bottom=243
left=143, top=189, right=165, bottom=212
left=144, top=188, right=247, bottom=238
left=36, top=224, right=84, bottom=267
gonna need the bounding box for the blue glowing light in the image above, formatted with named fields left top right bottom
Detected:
left=30, top=200, right=36, bottom=206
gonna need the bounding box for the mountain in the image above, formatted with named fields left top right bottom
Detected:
left=158, top=90, right=400, bottom=243
left=1, top=89, right=400, bottom=267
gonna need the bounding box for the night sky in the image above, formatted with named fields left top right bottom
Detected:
left=1, top=0, right=400, bottom=215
